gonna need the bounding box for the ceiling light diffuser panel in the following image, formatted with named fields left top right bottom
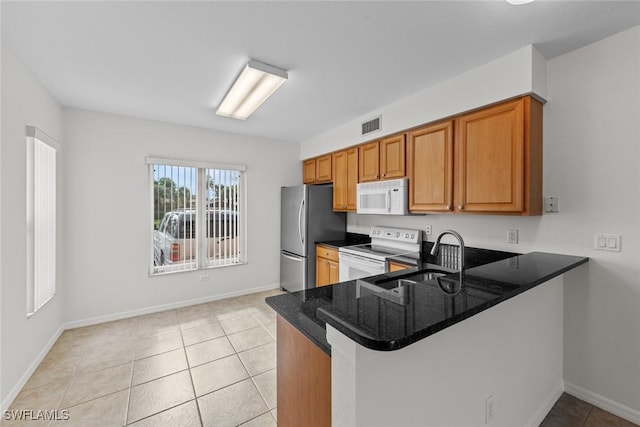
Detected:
left=216, top=60, right=288, bottom=120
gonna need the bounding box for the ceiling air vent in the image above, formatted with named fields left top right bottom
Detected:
left=361, top=116, right=381, bottom=136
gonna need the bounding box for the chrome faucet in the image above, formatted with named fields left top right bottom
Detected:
left=430, top=229, right=465, bottom=284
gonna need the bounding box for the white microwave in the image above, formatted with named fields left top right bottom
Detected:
left=356, top=178, right=408, bottom=215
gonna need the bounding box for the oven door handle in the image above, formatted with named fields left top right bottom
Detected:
left=340, top=253, right=385, bottom=267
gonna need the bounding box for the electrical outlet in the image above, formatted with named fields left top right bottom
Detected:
left=507, top=229, right=518, bottom=244
left=425, top=225, right=432, bottom=235
left=485, top=395, right=494, bottom=424
left=200, top=275, right=210, bottom=281
left=544, top=196, right=559, bottom=213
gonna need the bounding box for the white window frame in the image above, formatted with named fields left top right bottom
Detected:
left=146, top=157, right=248, bottom=276
left=26, top=126, right=59, bottom=317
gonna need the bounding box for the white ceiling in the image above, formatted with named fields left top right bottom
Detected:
left=2, top=1, right=640, bottom=143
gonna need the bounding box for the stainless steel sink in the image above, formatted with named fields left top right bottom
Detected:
left=356, top=278, right=416, bottom=304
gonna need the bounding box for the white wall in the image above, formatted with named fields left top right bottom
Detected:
left=1, top=45, right=64, bottom=406
left=327, top=276, right=565, bottom=427
left=301, top=45, right=545, bottom=159
left=306, top=26, right=640, bottom=418
left=62, top=109, right=300, bottom=324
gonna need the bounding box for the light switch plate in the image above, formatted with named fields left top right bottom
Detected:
left=594, top=233, right=621, bottom=252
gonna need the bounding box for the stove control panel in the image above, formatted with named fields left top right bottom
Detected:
left=369, top=226, right=422, bottom=244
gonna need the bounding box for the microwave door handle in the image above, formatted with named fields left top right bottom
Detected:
left=386, top=189, right=391, bottom=213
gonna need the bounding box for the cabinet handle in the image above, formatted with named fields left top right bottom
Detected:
left=446, top=204, right=451, bottom=210
left=375, top=174, right=379, bottom=179
left=382, top=173, right=386, bottom=177
left=458, top=205, right=464, bottom=210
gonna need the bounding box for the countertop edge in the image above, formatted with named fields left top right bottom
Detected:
left=318, top=252, right=588, bottom=351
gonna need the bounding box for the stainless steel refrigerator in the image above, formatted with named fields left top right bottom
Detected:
left=280, top=185, right=346, bottom=292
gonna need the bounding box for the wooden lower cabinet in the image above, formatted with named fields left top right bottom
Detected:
left=316, top=244, right=339, bottom=287
left=277, top=315, right=331, bottom=427
left=388, top=261, right=412, bottom=272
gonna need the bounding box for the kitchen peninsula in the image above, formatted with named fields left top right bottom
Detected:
left=267, top=250, right=588, bottom=427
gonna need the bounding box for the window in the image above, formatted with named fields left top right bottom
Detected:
left=26, top=126, right=59, bottom=316
left=147, top=157, right=246, bottom=275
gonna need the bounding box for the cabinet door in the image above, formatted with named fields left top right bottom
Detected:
left=408, top=121, right=454, bottom=212
left=332, top=148, right=358, bottom=211
left=303, top=159, right=316, bottom=184
left=332, top=151, right=347, bottom=210
left=455, top=98, right=525, bottom=213
left=328, top=260, right=339, bottom=284
left=316, top=255, right=330, bottom=287
left=277, top=316, right=331, bottom=427
left=358, top=141, right=380, bottom=182
left=345, top=147, right=358, bottom=210
left=316, top=154, right=332, bottom=183
left=380, top=134, right=406, bottom=179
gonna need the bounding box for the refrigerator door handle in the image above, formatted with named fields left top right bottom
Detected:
left=282, top=252, right=303, bottom=262
left=298, top=198, right=305, bottom=245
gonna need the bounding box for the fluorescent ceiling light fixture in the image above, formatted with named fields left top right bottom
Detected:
left=216, top=60, right=288, bottom=120
left=506, top=0, right=534, bottom=4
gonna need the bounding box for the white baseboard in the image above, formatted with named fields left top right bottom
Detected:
left=0, top=325, right=65, bottom=412
left=565, top=381, right=640, bottom=425
left=65, top=282, right=281, bottom=329
left=525, top=379, right=565, bottom=427
left=1, top=283, right=280, bottom=411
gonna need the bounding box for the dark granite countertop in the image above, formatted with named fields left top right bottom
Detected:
left=266, top=251, right=588, bottom=354
left=316, top=232, right=370, bottom=249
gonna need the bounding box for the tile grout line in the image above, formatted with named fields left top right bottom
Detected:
left=182, top=307, right=207, bottom=427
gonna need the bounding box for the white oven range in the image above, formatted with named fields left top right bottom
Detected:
left=338, top=226, right=422, bottom=282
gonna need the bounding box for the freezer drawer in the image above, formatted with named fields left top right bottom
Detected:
left=280, top=251, right=307, bottom=293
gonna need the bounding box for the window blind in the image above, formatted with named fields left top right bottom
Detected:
left=26, top=126, right=59, bottom=316
left=148, top=157, right=246, bottom=275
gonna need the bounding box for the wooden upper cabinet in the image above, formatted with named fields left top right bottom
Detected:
left=358, top=141, right=380, bottom=182
left=316, top=154, right=332, bottom=183
left=455, top=96, right=542, bottom=215
left=408, top=121, right=454, bottom=212
left=302, top=155, right=332, bottom=184
left=303, top=159, right=316, bottom=184
left=380, top=134, right=406, bottom=179
left=332, top=148, right=358, bottom=211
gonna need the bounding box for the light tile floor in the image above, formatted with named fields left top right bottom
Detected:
left=7, top=288, right=636, bottom=427
left=5, top=289, right=283, bottom=427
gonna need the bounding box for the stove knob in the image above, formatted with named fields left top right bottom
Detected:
left=411, top=234, right=415, bottom=239
left=396, top=232, right=400, bottom=237
left=405, top=233, right=409, bottom=238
